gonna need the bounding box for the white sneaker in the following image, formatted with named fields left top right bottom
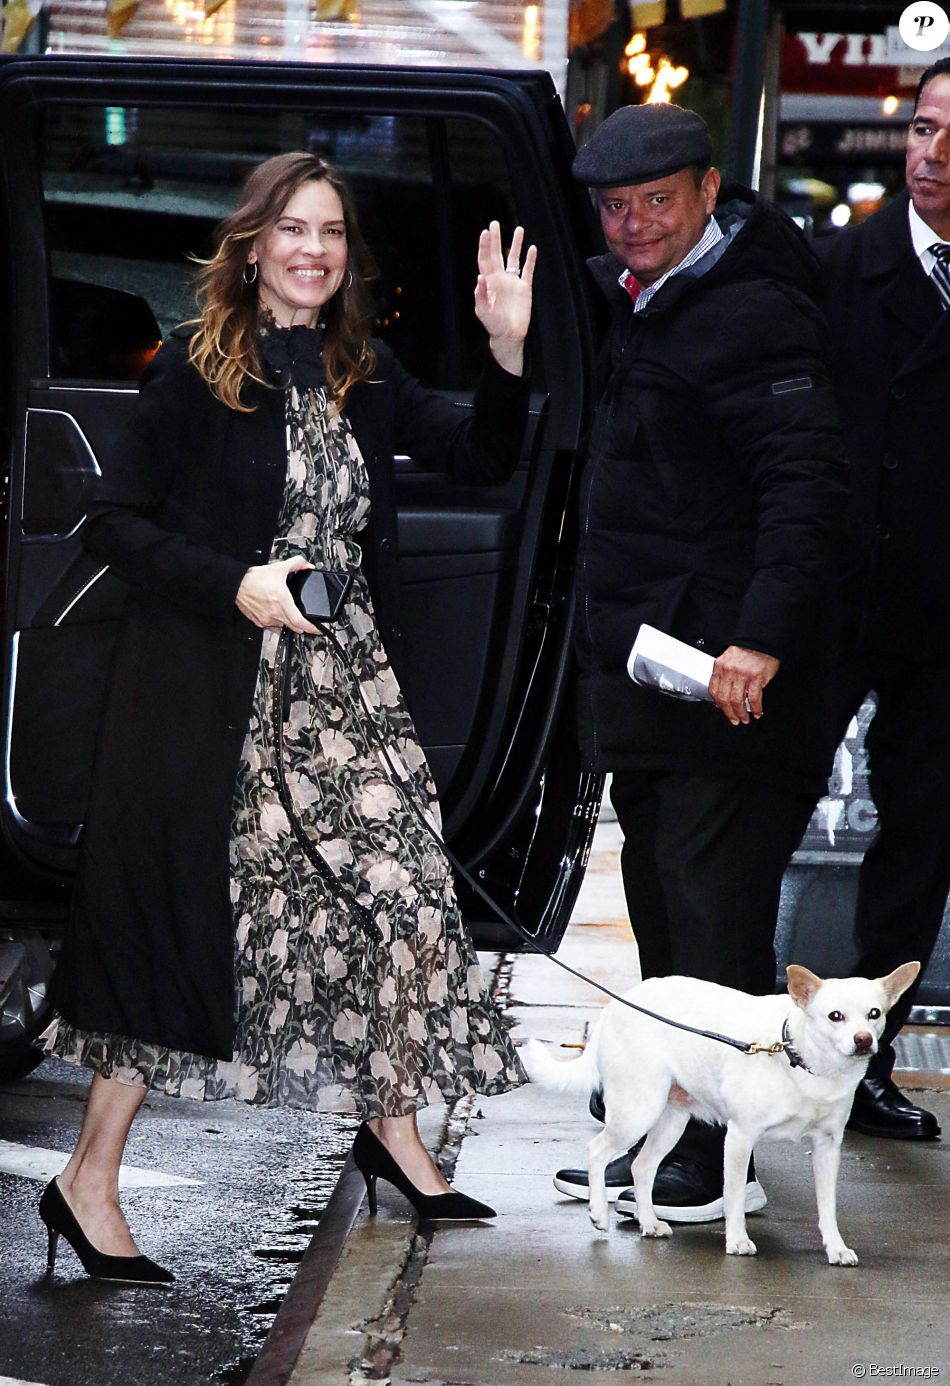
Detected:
left=615, top=1178, right=768, bottom=1225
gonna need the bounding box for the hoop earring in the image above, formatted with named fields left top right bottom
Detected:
left=345, top=268, right=354, bottom=291
left=243, top=260, right=258, bottom=285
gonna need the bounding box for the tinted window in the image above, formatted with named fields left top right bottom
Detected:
left=40, top=103, right=517, bottom=387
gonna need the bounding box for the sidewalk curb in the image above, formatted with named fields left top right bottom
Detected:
left=248, top=956, right=513, bottom=1385
left=246, top=1157, right=367, bottom=1386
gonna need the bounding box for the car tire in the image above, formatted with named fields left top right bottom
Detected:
left=0, top=1037, right=46, bottom=1084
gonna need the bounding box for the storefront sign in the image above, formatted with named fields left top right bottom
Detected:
left=780, top=121, right=908, bottom=162
left=783, top=30, right=914, bottom=95
left=886, top=23, right=950, bottom=62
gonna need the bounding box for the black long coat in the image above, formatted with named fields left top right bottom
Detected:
left=816, top=190, right=950, bottom=664
left=53, top=333, right=530, bottom=1059
left=575, top=188, right=849, bottom=795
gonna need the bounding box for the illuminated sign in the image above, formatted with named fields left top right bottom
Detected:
left=783, top=31, right=915, bottom=95
left=780, top=123, right=908, bottom=163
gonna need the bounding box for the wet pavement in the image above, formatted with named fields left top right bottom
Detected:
left=0, top=1059, right=358, bottom=1385
left=285, top=821, right=950, bottom=1385
left=4, top=821, right=950, bottom=1384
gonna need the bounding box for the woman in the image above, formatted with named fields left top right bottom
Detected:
left=39, top=152, right=536, bottom=1284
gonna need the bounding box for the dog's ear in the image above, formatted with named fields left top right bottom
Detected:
left=786, top=964, right=823, bottom=1009
left=877, top=961, right=921, bottom=1009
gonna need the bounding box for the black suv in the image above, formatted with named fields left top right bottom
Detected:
left=0, top=55, right=605, bottom=1079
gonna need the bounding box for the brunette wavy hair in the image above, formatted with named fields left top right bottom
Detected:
left=188, top=152, right=377, bottom=412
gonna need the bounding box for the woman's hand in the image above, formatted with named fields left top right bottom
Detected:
left=473, top=221, right=537, bottom=377
left=236, top=555, right=319, bottom=635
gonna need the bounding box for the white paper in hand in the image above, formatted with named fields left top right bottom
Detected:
left=627, top=624, right=715, bottom=703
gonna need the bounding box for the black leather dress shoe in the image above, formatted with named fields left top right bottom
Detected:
left=846, top=1074, right=941, bottom=1140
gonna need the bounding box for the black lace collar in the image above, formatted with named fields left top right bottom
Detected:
left=259, top=315, right=326, bottom=391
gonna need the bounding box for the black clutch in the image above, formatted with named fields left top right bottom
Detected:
left=286, top=568, right=352, bottom=623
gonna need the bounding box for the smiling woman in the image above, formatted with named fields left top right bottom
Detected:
left=247, top=180, right=350, bottom=326
left=187, top=154, right=381, bottom=415
left=37, top=149, right=537, bottom=1284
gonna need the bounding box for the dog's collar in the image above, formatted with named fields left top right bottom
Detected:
left=781, top=1018, right=816, bottom=1074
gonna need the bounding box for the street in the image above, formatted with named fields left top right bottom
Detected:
left=0, top=1058, right=357, bottom=1385
left=3, top=822, right=950, bottom=1384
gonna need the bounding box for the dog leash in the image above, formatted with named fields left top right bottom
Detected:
left=271, top=631, right=384, bottom=943
left=276, top=621, right=790, bottom=1062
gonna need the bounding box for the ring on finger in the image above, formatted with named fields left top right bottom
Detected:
left=505, top=267, right=520, bottom=275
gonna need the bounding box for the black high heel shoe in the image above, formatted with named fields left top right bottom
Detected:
left=352, top=1123, right=496, bottom=1221
left=39, top=1178, right=174, bottom=1285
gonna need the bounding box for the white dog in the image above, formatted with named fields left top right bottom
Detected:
left=523, top=962, right=919, bottom=1265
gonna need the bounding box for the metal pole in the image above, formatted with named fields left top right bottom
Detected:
left=726, top=0, right=770, bottom=185
left=757, top=7, right=784, bottom=199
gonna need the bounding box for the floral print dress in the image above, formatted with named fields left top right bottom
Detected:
left=46, top=382, right=525, bottom=1118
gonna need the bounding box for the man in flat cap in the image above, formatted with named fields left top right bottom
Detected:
left=554, top=103, right=848, bottom=1221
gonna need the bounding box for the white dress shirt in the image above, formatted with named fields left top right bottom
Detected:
left=908, top=197, right=950, bottom=280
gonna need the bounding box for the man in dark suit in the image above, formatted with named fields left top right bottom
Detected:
left=815, top=57, right=950, bottom=1141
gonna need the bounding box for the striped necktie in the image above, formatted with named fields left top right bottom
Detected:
left=930, top=242, right=950, bottom=309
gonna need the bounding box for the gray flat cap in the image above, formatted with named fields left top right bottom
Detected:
left=573, top=103, right=712, bottom=188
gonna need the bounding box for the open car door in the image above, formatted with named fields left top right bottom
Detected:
left=0, top=56, right=602, bottom=984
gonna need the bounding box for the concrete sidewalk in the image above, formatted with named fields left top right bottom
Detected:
left=290, top=824, right=950, bottom=1385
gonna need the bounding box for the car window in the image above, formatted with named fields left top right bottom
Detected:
left=40, top=102, right=518, bottom=389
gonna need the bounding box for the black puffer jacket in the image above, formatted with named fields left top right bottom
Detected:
left=575, top=187, right=848, bottom=794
